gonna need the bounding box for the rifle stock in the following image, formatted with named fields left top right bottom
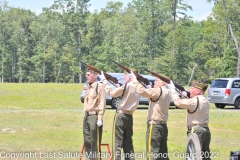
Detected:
left=79, top=60, right=122, bottom=86
left=144, top=68, right=190, bottom=98
left=111, top=59, right=151, bottom=86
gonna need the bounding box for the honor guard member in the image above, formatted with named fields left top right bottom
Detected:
left=169, top=80, right=211, bottom=160
left=131, top=72, right=170, bottom=160
left=99, top=69, right=140, bottom=160
left=83, top=68, right=106, bottom=160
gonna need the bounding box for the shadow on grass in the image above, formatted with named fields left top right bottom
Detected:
left=219, top=108, right=240, bottom=110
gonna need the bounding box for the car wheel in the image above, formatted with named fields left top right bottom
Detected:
left=111, top=98, right=120, bottom=109
left=215, top=103, right=225, bottom=109
left=234, top=97, right=240, bottom=109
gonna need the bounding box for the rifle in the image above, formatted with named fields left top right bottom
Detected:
left=143, top=68, right=190, bottom=98
left=79, top=60, right=123, bottom=87
left=111, top=59, right=151, bottom=87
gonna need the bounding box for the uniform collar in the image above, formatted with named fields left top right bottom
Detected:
left=158, top=85, right=166, bottom=89
left=88, top=81, right=98, bottom=88
left=195, top=94, right=205, bottom=98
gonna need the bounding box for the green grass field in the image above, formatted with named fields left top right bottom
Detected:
left=0, top=83, right=240, bottom=160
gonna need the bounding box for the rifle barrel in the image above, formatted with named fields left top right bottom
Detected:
left=79, top=60, right=87, bottom=66
left=111, top=59, right=118, bottom=65
left=143, top=68, right=190, bottom=97
left=143, top=68, right=151, bottom=73
left=80, top=60, right=123, bottom=87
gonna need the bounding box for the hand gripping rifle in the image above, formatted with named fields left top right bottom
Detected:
left=143, top=68, right=190, bottom=98
left=79, top=60, right=123, bottom=87
left=111, top=59, right=151, bottom=88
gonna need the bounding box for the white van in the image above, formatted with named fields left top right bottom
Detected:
left=207, top=78, right=240, bottom=109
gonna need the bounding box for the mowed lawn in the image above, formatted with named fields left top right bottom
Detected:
left=0, top=83, right=240, bottom=160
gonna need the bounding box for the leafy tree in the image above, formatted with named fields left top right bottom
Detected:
left=49, top=0, right=90, bottom=83
left=207, top=0, right=240, bottom=77
left=7, top=8, right=36, bottom=82
left=30, top=10, right=65, bottom=82
left=0, top=1, right=12, bottom=82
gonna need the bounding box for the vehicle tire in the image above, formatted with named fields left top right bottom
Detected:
left=111, top=98, right=120, bottom=109
left=215, top=103, right=225, bottom=109
left=234, top=97, right=240, bottom=109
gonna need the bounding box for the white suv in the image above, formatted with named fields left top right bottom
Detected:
left=80, top=73, right=175, bottom=109
left=207, top=78, right=240, bottom=109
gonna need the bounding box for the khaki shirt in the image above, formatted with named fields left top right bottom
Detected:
left=132, top=79, right=170, bottom=123
left=103, top=80, right=140, bottom=113
left=171, top=89, right=210, bottom=127
left=84, top=81, right=106, bottom=120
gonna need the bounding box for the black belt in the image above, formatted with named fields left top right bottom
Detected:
left=85, top=111, right=98, bottom=116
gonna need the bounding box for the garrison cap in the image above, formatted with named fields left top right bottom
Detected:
left=192, top=80, right=208, bottom=91
left=86, top=68, right=98, bottom=74
left=124, top=68, right=138, bottom=74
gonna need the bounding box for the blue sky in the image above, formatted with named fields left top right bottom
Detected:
left=6, top=0, right=213, bottom=21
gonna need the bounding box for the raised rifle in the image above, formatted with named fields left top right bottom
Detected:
left=143, top=68, right=190, bottom=98
left=111, top=59, right=151, bottom=87
left=79, top=60, right=123, bottom=87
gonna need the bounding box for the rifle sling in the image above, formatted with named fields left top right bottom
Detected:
left=187, top=97, right=199, bottom=114
left=96, top=83, right=98, bottom=95
left=150, top=87, right=162, bottom=102
left=118, top=83, right=128, bottom=99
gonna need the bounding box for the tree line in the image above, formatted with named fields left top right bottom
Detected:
left=0, top=0, right=239, bottom=85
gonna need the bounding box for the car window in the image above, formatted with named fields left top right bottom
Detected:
left=232, top=80, right=240, bottom=88
left=118, top=78, right=125, bottom=84
left=210, top=80, right=228, bottom=88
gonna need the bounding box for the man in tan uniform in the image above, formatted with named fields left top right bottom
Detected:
left=83, top=68, right=106, bottom=160
left=170, top=80, right=211, bottom=160
left=100, top=69, right=140, bottom=160
left=132, top=73, right=170, bottom=160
